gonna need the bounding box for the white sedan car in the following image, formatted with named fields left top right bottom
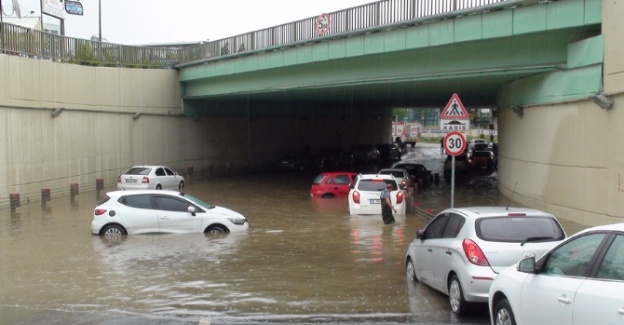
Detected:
left=92, top=190, right=248, bottom=237
left=489, top=222, right=624, bottom=325
left=117, top=165, right=185, bottom=191
left=348, top=174, right=406, bottom=215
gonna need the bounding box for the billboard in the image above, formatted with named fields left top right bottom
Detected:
left=42, top=0, right=66, bottom=19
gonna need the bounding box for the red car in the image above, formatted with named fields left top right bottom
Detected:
left=310, top=172, right=359, bottom=198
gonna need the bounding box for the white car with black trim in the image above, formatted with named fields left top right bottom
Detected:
left=92, top=190, right=248, bottom=237
left=489, top=222, right=624, bottom=325
left=348, top=174, right=406, bottom=215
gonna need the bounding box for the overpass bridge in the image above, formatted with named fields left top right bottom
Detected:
left=177, top=0, right=602, bottom=117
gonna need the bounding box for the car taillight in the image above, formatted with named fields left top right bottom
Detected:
left=142, top=176, right=149, bottom=184
left=94, top=209, right=107, bottom=216
left=401, top=180, right=407, bottom=188
left=352, top=190, right=360, bottom=204
left=395, top=190, right=404, bottom=204
left=462, top=239, right=489, bottom=266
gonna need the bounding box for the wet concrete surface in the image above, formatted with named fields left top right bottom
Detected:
left=0, top=143, right=586, bottom=324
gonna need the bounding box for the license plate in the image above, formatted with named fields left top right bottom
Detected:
left=369, top=199, right=381, bottom=204
left=126, top=179, right=138, bottom=183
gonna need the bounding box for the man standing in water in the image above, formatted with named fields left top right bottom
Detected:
left=380, top=183, right=396, bottom=224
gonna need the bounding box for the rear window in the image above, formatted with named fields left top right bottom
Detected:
left=124, top=167, right=151, bottom=175
left=476, top=217, right=565, bottom=242
left=312, top=174, right=326, bottom=185
left=472, top=151, right=491, bottom=158
left=357, top=179, right=397, bottom=191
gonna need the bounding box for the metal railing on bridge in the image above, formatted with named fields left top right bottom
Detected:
left=0, top=0, right=520, bottom=68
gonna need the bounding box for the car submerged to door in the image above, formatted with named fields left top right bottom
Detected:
left=489, top=222, right=624, bottom=325
left=92, top=190, right=248, bottom=237
left=404, top=206, right=566, bottom=315
left=348, top=174, right=406, bottom=215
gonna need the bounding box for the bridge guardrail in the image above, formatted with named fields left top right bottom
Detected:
left=0, top=0, right=526, bottom=68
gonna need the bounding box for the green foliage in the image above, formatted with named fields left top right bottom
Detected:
left=74, top=42, right=98, bottom=66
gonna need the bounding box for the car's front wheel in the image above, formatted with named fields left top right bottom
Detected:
left=101, top=224, right=126, bottom=238
left=494, top=298, right=516, bottom=325
left=205, top=225, right=227, bottom=234
left=405, top=258, right=418, bottom=282
left=449, top=275, right=469, bottom=315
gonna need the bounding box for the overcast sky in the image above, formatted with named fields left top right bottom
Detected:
left=7, top=0, right=376, bottom=45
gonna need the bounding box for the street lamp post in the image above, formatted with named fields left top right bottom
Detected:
left=98, top=0, right=101, bottom=42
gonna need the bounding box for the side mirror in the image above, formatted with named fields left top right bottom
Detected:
left=187, top=206, right=196, bottom=216
left=517, top=257, right=536, bottom=273
left=416, top=229, right=424, bottom=239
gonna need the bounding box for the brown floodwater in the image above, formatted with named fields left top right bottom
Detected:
left=0, top=143, right=586, bottom=324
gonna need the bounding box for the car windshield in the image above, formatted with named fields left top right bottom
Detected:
left=357, top=179, right=396, bottom=191
left=183, top=194, right=215, bottom=210
left=476, top=216, right=565, bottom=242
left=125, top=167, right=151, bottom=175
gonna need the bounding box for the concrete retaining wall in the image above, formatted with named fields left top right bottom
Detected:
left=0, top=55, right=390, bottom=207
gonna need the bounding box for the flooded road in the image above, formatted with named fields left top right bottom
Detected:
left=0, top=143, right=586, bottom=324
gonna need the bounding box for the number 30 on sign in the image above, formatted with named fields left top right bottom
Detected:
left=443, top=131, right=467, bottom=156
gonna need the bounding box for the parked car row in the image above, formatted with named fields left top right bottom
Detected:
left=283, top=143, right=403, bottom=172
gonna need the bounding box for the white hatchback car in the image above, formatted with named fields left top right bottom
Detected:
left=404, top=206, right=566, bottom=315
left=92, top=190, right=248, bottom=237
left=117, top=165, right=185, bottom=191
left=348, top=174, right=406, bottom=215
left=489, top=222, right=624, bottom=325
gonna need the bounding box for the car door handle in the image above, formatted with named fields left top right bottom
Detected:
left=427, top=248, right=432, bottom=253
left=160, top=217, right=169, bottom=220
left=618, top=307, right=624, bottom=316
left=445, top=250, right=452, bottom=256
left=557, top=295, right=572, bottom=304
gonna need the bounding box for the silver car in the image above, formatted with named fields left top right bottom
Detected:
left=404, top=206, right=566, bottom=315
left=377, top=168, right=413, bottom=191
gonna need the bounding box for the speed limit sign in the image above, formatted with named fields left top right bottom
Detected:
left=443, top=131, right=466, bottom=156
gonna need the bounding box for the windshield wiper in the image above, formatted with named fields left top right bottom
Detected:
left=521, top=236, right=555, bottom=246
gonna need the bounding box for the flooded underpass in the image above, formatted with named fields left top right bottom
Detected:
left=0, top=143, right=587, bottom=325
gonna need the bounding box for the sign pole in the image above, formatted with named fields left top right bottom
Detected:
left=443, top=131, right=466, bottom=209
left=451, top=156, right=455, bottom=208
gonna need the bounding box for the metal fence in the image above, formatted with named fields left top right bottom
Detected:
left=0, top=0, right=520, bottom=68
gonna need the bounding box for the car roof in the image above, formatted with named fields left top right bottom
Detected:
left=572, top=222, right=624, bottom=236
left=393, top=162, right=424, bottom=166
left=442, top=206, right=557, bottom=219
left=357, top=173, right=396, bottom=180
left=378, top=168, right=407, bottom=173
left=107, top=189, right=182, bottom=197
left=319, top=171, right=358, bottom=176
left=128, top=165, right=169, bottom=169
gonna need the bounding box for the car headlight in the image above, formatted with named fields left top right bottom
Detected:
left=227, top=217, right=247, bottom=225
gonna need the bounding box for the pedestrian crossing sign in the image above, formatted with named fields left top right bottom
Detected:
left=440, top=93, right=469, bottom=119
